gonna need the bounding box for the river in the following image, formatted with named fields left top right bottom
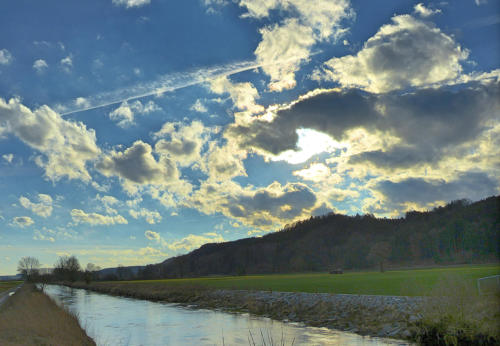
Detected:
left=42, top=285, right=411, bottom=346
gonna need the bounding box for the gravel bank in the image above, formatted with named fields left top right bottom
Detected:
left=206, top=289, right=423, bottom=339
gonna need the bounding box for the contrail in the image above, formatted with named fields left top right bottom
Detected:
left=59, top=60, right=263, bottom=116
left=58, top=51, right=322, bottom=116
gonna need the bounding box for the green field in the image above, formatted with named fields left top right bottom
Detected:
left=0, top=281, right=22, bottom=294
left=124, top=265, right=499, bottom=296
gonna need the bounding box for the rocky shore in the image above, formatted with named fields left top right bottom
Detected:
left=208, top=290, right=423, bottom=339
left=65, top=282, right=422, bottom=341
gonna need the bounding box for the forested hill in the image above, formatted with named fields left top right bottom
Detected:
left=140, top=196, right=499, bottom=279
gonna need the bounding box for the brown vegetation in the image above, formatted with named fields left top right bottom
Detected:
left=413, top=275, right=500, bottom=345
left=0, top=284, right=95, bottom=346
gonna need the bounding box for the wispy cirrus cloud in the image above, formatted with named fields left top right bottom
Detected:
left=58, top=60, right=262, bottom=116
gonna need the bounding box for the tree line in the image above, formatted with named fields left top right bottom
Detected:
left=17, top=255, right=149, bottom=283
left=152, top=196, right=499, bottom=278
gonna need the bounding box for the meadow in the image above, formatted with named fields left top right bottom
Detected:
left=0, top=281, right=22, bottom=294
left=124, top=264, right=500, bottom=296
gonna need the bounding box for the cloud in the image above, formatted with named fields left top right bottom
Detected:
left=190, top=99, right=208, bottom=113
left=60, top=55, right=73, bottom=73
left=75, top=97, right=91, bottom=108
left=225, top=88, right=377, bottom=157
left=239, top=0, right=353, bottom=39
left=475, top=0, right=487, bottom=5
left=0, top=98, right=100, bottom=182
left=154, top=120, right=213, bottom=167
left=33, top=59, right=48, bottom=73
left=255, top=19, right=316, bottom=91
left=365, top=172, right=498, bottom=215
left=130, top=208, right=162, bottom=224
left=60, top=59, right=263, bottom=116
left=2, top=153, right=13, bottom=163
left=71, top=246, right=168, bottom=267
left=11, top=216, right=35, bottom=228
left=33, top=229, right=55, bottom=242
left=201, top=142, right=247, bottom=181
left=227, top=80, right=500, bottom=170
left=189, top=180, right=318, bottom=229
left=413, top=3, right=441, bottom=17
left=238, top=0, right=353, bottom=91
left=19, top=194, right=53, bottom=218
left=144, top=229, right=224, bottom=253
left=318, top=14, right=469, bottom=93
left=112, top=0, right=151, bottom=8
left=97, top=141, right=176, bottom=185
left=144, top=230, right=161, bottom=242
left=71, top=209, right=128, bottom=226
left=209, top=76, right=264, bottom=116
left=96, top=194, right=120, bottom=214
left=293, top=163, right=331, bottom=182
left=0, top=49, right=13, bottom=65
left=109, top=100, right=161, bottom=127
left=165, top=233, right=224, bottom=252
left=96, top=140, right=188, bottom=198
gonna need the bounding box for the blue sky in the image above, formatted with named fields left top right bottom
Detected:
left=0, top=0, right=499, bottom=274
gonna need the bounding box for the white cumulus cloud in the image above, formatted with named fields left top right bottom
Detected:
left=19, top=194, right=53, bottom=218
left=71, top=209, right=128, bottom=226
left=11, top=216, right=35, bottom=228
left=0, top=49, right=13, bottom=65
left=109, top=100, right=161, bottom=127
left=318, top=14, right=469, bottom=93
left=0, top=98, right=100, bottom=182
left=33, top=59, right=48, bottom=73
left=112, top=0, right=151, bottom=8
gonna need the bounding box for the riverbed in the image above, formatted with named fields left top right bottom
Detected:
left=42, top=285, right=411, bottom=345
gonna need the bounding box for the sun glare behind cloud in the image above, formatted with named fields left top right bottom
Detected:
left=272, top=128, right=345, bottom=164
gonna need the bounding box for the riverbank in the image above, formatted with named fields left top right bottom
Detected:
left=0, top=284, right=95, bottom=346
left=67, top=281, right=422, bottom=340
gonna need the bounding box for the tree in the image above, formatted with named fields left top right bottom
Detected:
left=84, top=263, right=101, bottom=284
left=117, top=264, right=133, bottom=280
left=17, top=256, right=40, bottom=281
left=53, top=255, right=81, bottom=282
left=367, top=241, right=391, bottom=272
left=86, top=263, right=101, bottom=272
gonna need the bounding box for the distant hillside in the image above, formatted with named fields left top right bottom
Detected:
left=138, top=196, right=499, bottom=279
left=96, top=265, right=144, bottom=281
left=0, top=274, right=22, bottom=281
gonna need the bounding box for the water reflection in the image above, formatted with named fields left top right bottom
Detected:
left=43, top=285, right=411, bottom=346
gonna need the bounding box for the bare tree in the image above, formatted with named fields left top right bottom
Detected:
left=53, top=255, right=81, bottom=282
left=17, top=256, right=40, bottom=281
left=367, top=241, right=392, bottom=272
left=84, top=263, right=101, bottom=284
left=86, top=263, right=101, bottom=272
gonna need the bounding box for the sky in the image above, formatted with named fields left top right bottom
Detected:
left=0, top=0, right=499, bottom=275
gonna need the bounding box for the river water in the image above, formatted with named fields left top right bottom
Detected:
left=42, top=285, right=411, bottom=346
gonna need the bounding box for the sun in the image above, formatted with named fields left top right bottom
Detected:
left=272, top=128, right=345, bottom=164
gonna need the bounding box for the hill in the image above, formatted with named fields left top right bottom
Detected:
left=137, top=196, right=499, bottom=279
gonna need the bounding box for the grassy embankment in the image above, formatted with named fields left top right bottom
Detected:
left=0, top=281, right=22, bottom=294
left=123, top=264, right=500, bottom=296
left=0, top=284, right=95, bottom=346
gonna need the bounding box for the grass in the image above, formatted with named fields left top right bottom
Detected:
left=119, top=264, right=499, bottom=296
left=0, top=284, right=95, bottom=346
left=0, top=281, right=22, bottom=294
